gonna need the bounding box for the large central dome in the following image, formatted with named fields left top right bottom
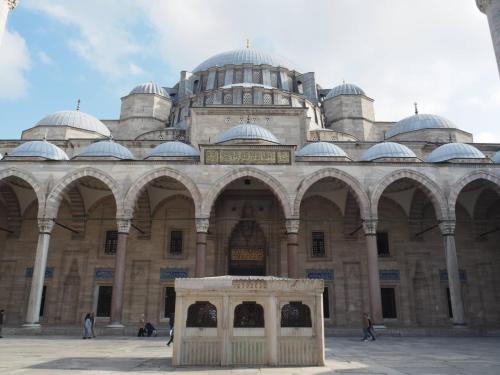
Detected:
left=193, top=48, right=294, bottom=72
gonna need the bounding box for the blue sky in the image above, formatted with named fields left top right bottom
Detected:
left=0, top=0, right=499, bottom=142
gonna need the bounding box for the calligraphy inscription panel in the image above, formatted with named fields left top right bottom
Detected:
left=231, top=249, right=265, bottom=261
left=205, top=149, right=291, bottom=165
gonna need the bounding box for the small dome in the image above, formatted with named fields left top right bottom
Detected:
left=8, top=140, right=69, bottom=160
left=361, top=142, right=417, bottom=161
left=386, top=114, right=457, bottom=139
left=130, top=82, right=168, bottom=97
left=326, top=83, right=365, bottom=99
left=193, top=48, right=293, bottom=72
left=216, top=123, right=280, bottom=144
left=147, top=141, right=199, bottom=158
left=296, top=142, right=349, bottom=158
left=76, top=140, right=135, bottom=160
left=426, top=143, right=486, bottom=163
left=35, top=110, right=111, bottom=137
left=491, top=150, right=500, bottom=163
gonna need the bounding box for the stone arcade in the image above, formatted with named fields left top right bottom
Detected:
left=0, top=0, right=499, bottom=334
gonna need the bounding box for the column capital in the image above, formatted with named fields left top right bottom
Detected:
left=195, top=218, right=210, bottom=233
left=285, top=218, right=300, bottom=234
left=37, top=218, right=54, bottom=234
left=439, top=219, right=456, bottom=236
left=362, top=218, right=378, bottom=235
left=477, top=0, right=491, bottom=13
left=6, top=0, right=20, bottom=10
left=116, top=218, right=131, bottom=234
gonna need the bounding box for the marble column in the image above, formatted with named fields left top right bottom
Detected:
left=477, top=0, right=500, bottom=77
left=24, top=218, right=54, bottom=326
left=195, top=218, right=209, bottom=277
left=109, top=218, right=131, bottom=327
left=0, top=1, right=19, bottom=46
left=285, top=219, right=300, bottom=278
left=363, top=219, right=383, bottom=323
left=439, top=220, right=466, bottom=325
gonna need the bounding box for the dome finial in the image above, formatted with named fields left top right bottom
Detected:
left=76, top=99, right=81, bottom=111
left=414, top=102, right=419, bottom=115
left=245, top=39, right=250, bottom=49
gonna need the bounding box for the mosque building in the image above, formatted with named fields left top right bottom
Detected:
left=0, top=0, right=499, bottom=331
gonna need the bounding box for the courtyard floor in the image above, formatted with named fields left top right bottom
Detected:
left=0, top=336, right=499, bottom=374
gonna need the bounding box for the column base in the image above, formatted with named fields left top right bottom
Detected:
left=373, top=325, right=386, bottom=330
left=22, top=323, right=41, bottom=329
left=452, top=323, right=467, bottom=328
left=107, top=323, right=125, bottom=329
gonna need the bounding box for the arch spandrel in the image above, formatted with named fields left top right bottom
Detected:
left=293, top=168, right=369, bottom=219
left=0, top=168, right=46, bottom=217
left=45, top=167, right=123, bottom=218
left=123, top=167, right=201, bottom=218
left=448, top=170, right=500, bottom=219
left=200, top=167, right=292, bottom=218
left=370, top=169, right=447, bottom=220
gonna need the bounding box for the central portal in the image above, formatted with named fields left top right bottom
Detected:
left=228, top=219, right=266, bottom=276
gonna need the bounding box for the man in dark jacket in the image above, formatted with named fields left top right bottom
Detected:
left=0, top=309, right=5, bottom=338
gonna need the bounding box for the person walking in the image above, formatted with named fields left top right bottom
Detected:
left=83, top=313, right=92, bottom=339
left=361, top=312, right=376, bottom=341
left=166, top=314, right=175, bottom=346
left=0, top=309, right=5, bottom=338
left=90, top=312, right=96, bottom=338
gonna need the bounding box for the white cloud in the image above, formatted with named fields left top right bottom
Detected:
left=38, top=50, right=53, bottom=65
left=0, top=30, right=31, bottom=99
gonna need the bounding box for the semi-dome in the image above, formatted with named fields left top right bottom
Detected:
left=361, top=142, right=417, bottom=161
left=386, top=114, right=457, bottom=139
left=326, top=83, right=365, bottom=99
left=7, top=140, right=69, bottom=160
left=216, top=123, right=280, bottom=144
left=147, top=141, right=199, bottom=158
left=491, top=150, right=500, bottom=163
left=426, top=143, right=486, bottom=163
left=76, top=140, right=135, bottom=160
left=193, top=48, right=293, bottom=72
left=130, top=82, right=168, bottom=97
left=296, top=142, right=349, bottom=158
left=35, top=110, right=111, bottom=137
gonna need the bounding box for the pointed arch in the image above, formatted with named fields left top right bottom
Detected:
left=45, top=167, right=122, bottom=218
left=0, top=168, right=45, bottom=216
left=201, top=167, right=292, bottom=218
left=370, top=169, right=447, bottom=220
left=448, top=170, right=500, bottom=219
left=124, top=167, right=201, bottom=218
left=293, top=168, right=369, bottom=219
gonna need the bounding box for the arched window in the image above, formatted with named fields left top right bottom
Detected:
left=263, top=93, right=272, bottom=105
left=186, top=301, right=217, bottom=327
left=281, top=302, right=312, bottom=327
left=223, top=93, right=233, bottom=104
left=243, top=92, right=253, bottom=105
left=193, top=80, right=199, bottom=93
left=297, top=80, right=304, bottom=94
left=234, top=302, right=264, bottom=328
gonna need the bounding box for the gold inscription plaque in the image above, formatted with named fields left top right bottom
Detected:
left=204, top=149, right=291, bottom=165
left=231, top=249, right=265, bottom=261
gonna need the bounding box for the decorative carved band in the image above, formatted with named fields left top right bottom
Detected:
left=285, top=219, right=300, bottom=234
left=38, top=218, right=55, bottom=234
left=205, top=149, right=291, bottom=165
left=116, top=218, right=131, bottom=234
left=196, top=218, right=210, bottom=233
left=439, top=220, right=456, bottom=236
left=362, top=218, right=378, bottom=235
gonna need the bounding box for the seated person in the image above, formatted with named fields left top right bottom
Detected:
left=144, top=322, right=157, bottom=337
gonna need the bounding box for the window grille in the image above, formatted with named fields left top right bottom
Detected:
left=280, top=96, right=290, bottom=105
left=270, top=72, right=278, bottom=87
left=243, top=92, right=253, bottom=105
left=169, top=230, right=183, bottom=254
left=223, top=93, right=233, bottom=104
left=263, top=93, right=272, bottom=105
left=253, top=69, right=262, bottom=84
left=205, top=94, right=214, bottom=105
left=281, top=302, right=312, bottom=327
left=186, top=301, right=217, bottom=327
left=311, top=231, right=325, bottom=257
left=234, top=302, right=264, bottom=328
left=235, top=70, right=243, bottom=83
left=104, top=230, right=118, bottom=255
left=377, top=232, right=390, bottom=257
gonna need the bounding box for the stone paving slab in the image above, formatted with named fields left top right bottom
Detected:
left=0, top=336, right=499, bottom=374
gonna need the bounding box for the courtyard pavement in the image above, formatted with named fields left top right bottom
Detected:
left=0, top=336, right=499, bottom=374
